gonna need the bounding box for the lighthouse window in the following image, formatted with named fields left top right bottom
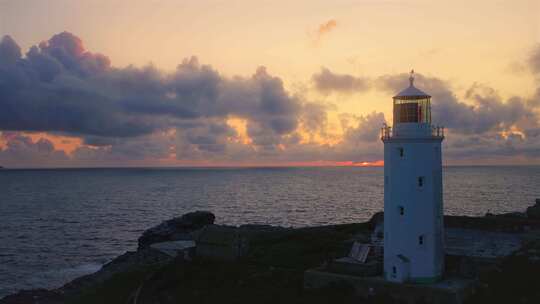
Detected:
left=398, top=206, right=404, bottom=216
left=418, top=235, right=424, bottom=245
left=392, top=266, right=397, bottom=277
left=395, top=102, right=420, bottom=123
left=397, top=147, right=404, bottom=158
left=418, top=176, right=424, bottom=188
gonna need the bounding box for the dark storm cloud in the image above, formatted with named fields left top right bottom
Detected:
left=0, top=33, right=160, bottom=137
left=0, top=36, right=21, bottom=66
left=312, top=67, right=370, bottom=94
left=38, top=32, right=111, bottom=76
left=0, top=33, right=301, bottom=147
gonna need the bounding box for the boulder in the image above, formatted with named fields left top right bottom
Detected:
left=526, top=200, right=540, bottom=220
left=368, top=211, right=384, bottom=229
left=138, top=211, right=215, bottom=249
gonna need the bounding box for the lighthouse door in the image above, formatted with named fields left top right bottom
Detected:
left=388, top=255, right=410, bottom=283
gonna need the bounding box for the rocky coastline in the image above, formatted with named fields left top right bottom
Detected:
left=2, top=200, right=540, bottom=304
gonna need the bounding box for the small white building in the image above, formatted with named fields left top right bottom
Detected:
left=381, top=71, right=445, bottom=284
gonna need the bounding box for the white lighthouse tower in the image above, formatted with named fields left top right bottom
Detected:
left=381, top=71, right=445, bottom=284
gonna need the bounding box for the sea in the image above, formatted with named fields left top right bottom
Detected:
left=0, top=166, right=539, bottom=297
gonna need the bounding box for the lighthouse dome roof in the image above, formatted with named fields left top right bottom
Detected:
left=393, top=70, right=431, bottom=100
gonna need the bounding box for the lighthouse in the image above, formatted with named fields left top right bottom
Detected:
left=381, top=71, right=445, bottom=283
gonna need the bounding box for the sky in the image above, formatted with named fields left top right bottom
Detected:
left=0, top=0, right=539, bottom=167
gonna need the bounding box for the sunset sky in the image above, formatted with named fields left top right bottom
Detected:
left=1, top=0, right=539, bottom=167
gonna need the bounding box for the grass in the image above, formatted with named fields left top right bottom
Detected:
left=66, top=265, right=159, bottom=304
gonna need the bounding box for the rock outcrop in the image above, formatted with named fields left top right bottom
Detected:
left=138, top=211, right=215, bottom=249
left=526, top=199, right=540, bottom=220
left=195, top=225, right=249, bottom=261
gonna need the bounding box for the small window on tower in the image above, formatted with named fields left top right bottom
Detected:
left=398, top=206, right=404, bottom=216
left=392, top=266, right=397, bottom=277
left=397, top=147, right=404, bottom=158
left=418, top=176, right=424, bottom=188
left=419, top=235, right=424, bottom=245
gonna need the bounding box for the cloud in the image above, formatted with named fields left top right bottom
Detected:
left=0, top=132, right=69, bottom=166
left=376, top=73, right=536, bottom=134
left=317, top=19, right=337, bottom=36
left=0, top=33, right=301, bottom=147
left=309, top=65, right=540, bottom=162
left=310, top=19, right=338, bottom=45
left=315, top=67, right=537, bottom=136
left=300, top=102, right=329, bottom=135
left=312, top=67, right=370, bottom=94
left=376, top=71, right=540, bottom=161
left=72, top=131, right=174, bottom=163
left=0, top=35, right=21, bottom=66
left=1, top=32, right=540, bottom=166
left=529, top=44, right=540, bottom=75
left=343, top=112, right=386, bottom=143
left=175, top=119, right=237, bottom=159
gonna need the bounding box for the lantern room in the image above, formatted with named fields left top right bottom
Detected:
left=393, top=70, right=431, bottom=125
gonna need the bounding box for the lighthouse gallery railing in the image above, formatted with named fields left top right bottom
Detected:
left=381, top=125, right=445, bottom=140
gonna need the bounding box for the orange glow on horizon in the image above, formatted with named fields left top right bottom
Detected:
left=234, top=160, right=386, bottom=167
left=27, top=133, right=83, bottom=154
left=166, top=160, right=385, bottom=167
left=334, top=160, right=384, bottom=167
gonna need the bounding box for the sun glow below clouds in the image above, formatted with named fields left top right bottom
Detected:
left=226, top=117, right=252, bottom=145
left=0, top=132, right=83, bottom=155
left=499, top=127, right=526, bottom=140
left=26, top=133, right=83, bottom=154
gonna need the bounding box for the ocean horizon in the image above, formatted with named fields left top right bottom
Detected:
left=2, top=164, right=539, bottom=169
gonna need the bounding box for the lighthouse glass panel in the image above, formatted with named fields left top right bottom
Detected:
left=393, top=97, right=431, bottom=124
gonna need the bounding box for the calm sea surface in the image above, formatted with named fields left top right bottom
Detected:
left=0, top=166, right=539, bottom=297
